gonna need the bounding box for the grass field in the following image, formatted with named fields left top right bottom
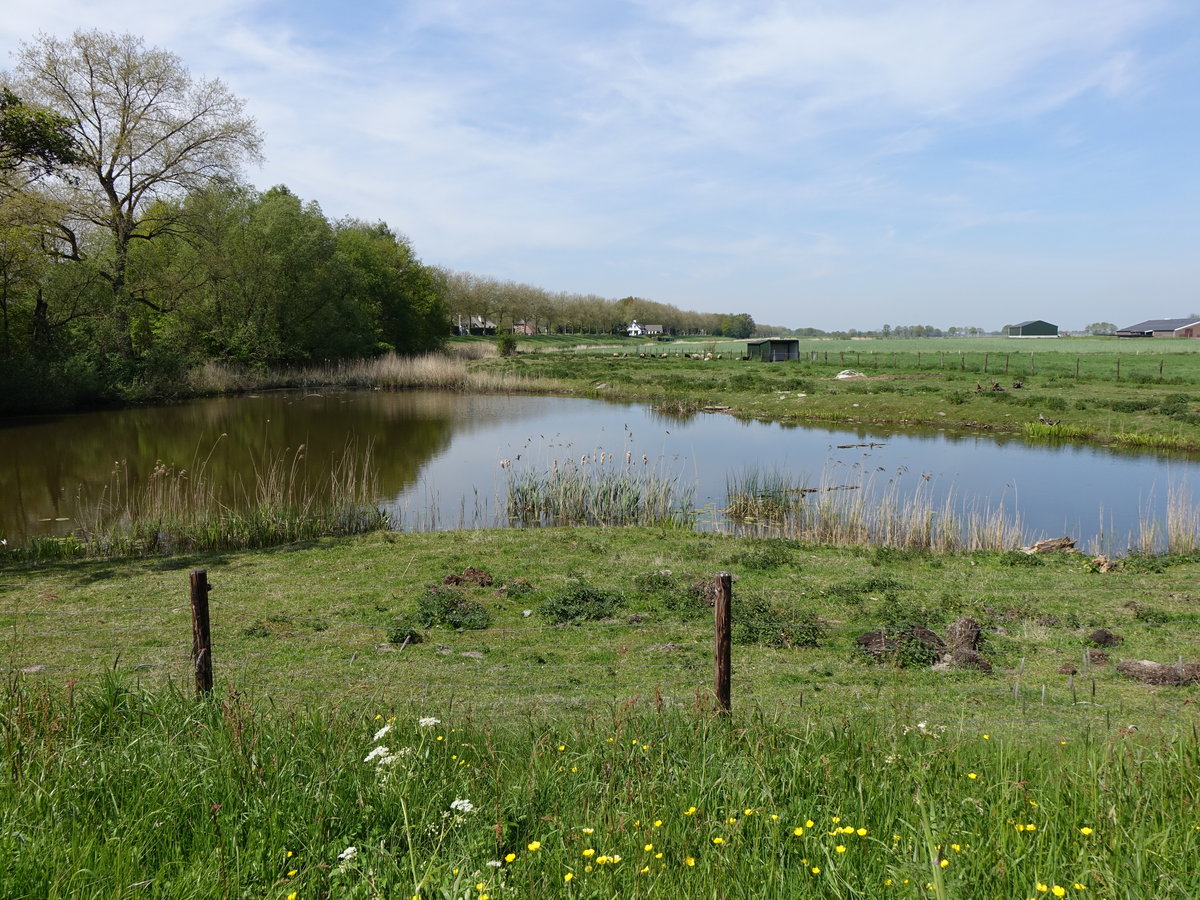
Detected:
left=467, top=336, right=1200, bottom=452
left=4, top=527, right=1200, bottom=897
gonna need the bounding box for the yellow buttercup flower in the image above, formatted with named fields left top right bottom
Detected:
left=504, top=853, right=515, bottom=863
left=1053, top=887, right=1066, bottom=897
left=1080, top=827, right=1094, bottom=835
left=835, top=845, right=846, bottom=853
left=793, top=827, right=804, bottom=836
left=564, top=873, right=573, bottom=883
left=527, top=841, right=541, bottom=852
left=686, top=857, right=695, bottom=867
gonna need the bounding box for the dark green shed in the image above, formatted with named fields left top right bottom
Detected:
left=745, top=339, right=800, bottom=361
left=1008, top=320, right=1058, bottom=337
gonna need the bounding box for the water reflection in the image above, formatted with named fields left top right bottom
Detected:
left=1, top=390, right=1197, bottom=551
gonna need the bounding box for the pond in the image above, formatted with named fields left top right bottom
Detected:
left=2, top=389, right=1197, bottom=552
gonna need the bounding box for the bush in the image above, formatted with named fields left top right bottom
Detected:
left=496, top=334, right=518, bottom=357
left=538, top=580, right=624, bottom=624
left=415, top=587, right=492, bottom=630
left=733, top=597, right=821, bottom=648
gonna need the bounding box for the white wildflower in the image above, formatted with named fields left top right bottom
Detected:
left=486, top=860, right=503, bottom=868
left=364, top=746, right=390, bottom=763
left=337, top=846, right=357, bottom=862
left=450, top=798, right=475, bottom=814
left=373, top=723, right=393, bottom=742
left=523, top=609, right=532, bottom=617
left=419, top=716, right=441, bottom=728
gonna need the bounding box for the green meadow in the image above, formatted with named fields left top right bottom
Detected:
left=4, top=527, right=1200, bottom=898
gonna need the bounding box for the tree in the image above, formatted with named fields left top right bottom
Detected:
left=0, top=87, right=79, bottom=183
left=1082, top=322, right=1117, bottom=336
left=13, top=30, right=262, bottom=357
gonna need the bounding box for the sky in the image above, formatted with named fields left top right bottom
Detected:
left=2, top=1, right=1198, bottom=331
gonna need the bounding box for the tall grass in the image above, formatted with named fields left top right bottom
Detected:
left=724, top=467, right=1026, bottom=551
left=187, top=351, right=542, bottom=396
left=504, top=452, right=696, bottom=527
left=24, top=441, right=390, bottom=559
left=3, top=678, right=1198, bottom=899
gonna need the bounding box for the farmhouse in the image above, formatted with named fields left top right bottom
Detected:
left=1008, top=320, right=1058, bottom=337
left=745, top=338, right=800, bottom=362
left=1115, top=318, right=1200, bottom=338
left=454, top=316, right=497, bottom=336
left=626, top=320, right=665, bottom=337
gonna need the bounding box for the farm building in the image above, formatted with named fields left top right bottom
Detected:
left=745, top=338, right=800, bottom=362
left=1008, top=320, right=1058, bottom=337
left=1115, top=318, right=1200, bottom=338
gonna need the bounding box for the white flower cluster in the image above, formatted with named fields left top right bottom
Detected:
left=418, top=716, right=441, bottom=728
left=337, top=846, right=357, bottom=862
left=450, top=798, right=475, bottom=814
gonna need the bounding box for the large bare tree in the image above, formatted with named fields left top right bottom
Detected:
left=14, top=30, right=262, bottom=355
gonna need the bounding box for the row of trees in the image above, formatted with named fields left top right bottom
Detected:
left=439, top=272, right=754, bottom=337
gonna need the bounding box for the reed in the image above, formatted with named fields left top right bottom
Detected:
left=723, top=466, right=1025, bottom=551
left=504, top=452, right=696, bottom=527
left=45, top=441, right=389, bottom=559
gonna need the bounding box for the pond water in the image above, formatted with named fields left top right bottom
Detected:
left=2, top=389, right=1197, bottom=551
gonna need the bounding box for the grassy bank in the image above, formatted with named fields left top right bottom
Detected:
left=3, top=527, right=1200, bottom=898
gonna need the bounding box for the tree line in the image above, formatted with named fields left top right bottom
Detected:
left=1, top=30, right=756, bottom=413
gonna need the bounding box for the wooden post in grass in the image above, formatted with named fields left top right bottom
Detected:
left=1116, top=356, right=1120, bottom=381
left=190, top=569, right=213, bottom=697
left=714, top=572, right=732, bottom=715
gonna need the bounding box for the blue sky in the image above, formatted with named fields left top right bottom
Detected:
left=3, top=1, right=1198, bottom=331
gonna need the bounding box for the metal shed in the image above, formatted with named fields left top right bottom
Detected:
left=745, top=339, right=800, bottom=361
left=1008, top=320, right=1058, bottom=337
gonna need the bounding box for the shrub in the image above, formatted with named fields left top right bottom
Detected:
left=415, top=587, right=492, bottom=630
left=496, top=334, right=518, bottom=357
left=733, top=597, right=821, bottom=648
left=538, top=580, right=624, bottom=624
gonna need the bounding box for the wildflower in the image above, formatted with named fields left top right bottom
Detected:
left=951, top=844, right=961, bottom=852
left=644, top=844, right=654, bottom=852
left=713, top=837, right=725, bottom=845
left=727, top=817, right=738, bottom=824
left=287, top=869, right=298, bottom=877
left=684, top=806, right=697, bottom=816
left=564, top=873, right=573, bottom=883
left=968, top=772, right=978, bottom=779
left=744, top=808, right=754, bottom=816
left=640, top=865, right=650, bottom=873
left=940, top=859, right=949, bottom=868
left=504, top=853, right=516, bottom=863
left=337, top=847, right=357, bottom=862
left=1037, top=883, right=1048, bottom=893
left=582, top=849, right=595, bottom=858
left=286, top=851, right=294, bottom=859
left=811, top=866, right=820, bottom=874
left=287, top=893, right=297, bottom=900
left=557, top=744, right=565, bottom=751
left=364, top=746, right=390, bottom=763
left=527, top=841, right=541, bottom=852
left=835, top=845, right=846, bottom=853
left=485, top=861, right=502, bottom=868
left=1079, top=827, right=1093, bottom=835
left=793, top=827, right=804, bottom=836
left=856, top=827, right=867, bottom=836
left=686, top=857, right=695, bottom=867
left=806, top=820, right=814, bottom=828
left=582, top=827, right=594, bottom=834
left=450, top=798, right=475, bottom=814
left=419, top=716, right=440, bottom=728
left=983, top=733, right=990, bottom=740
left=654, top=820, right=662, bottom=827
left=373, top=724, right=393, bottom=742
left=1053, top=887, right=1067, bottom=897
left=832, top=816, right=841, bottom=824
left=1073, top=884, right=1086, bottom=890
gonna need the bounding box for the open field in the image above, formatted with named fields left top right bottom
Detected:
left=4, top=527, right=1200, bottom=897
left=469, top=336, right=1200, bottom=452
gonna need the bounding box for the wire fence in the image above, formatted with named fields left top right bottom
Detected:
left=3, top=567, right=1197, bottom=727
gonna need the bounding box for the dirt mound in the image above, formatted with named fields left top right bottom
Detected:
left=1116, top=660, right=1200, bottom=686
left=442, top=567, right=494, bottom=587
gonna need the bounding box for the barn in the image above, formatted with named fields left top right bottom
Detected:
left=745, top=338, right=800, bottom=362
left=1008, top=320, right=1058, bottom=337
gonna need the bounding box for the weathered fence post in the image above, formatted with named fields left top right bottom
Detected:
left=714, top=572, right=732, bottom=715
left=190, top=569, right=213, bottom=697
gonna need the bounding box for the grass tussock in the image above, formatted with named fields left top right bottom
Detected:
left=504, top=452, right=696, bottom=527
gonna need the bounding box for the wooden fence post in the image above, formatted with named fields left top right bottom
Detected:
left=714, top=572, right=732, bottom=715
left=190, top=569, right=214, bottom=698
